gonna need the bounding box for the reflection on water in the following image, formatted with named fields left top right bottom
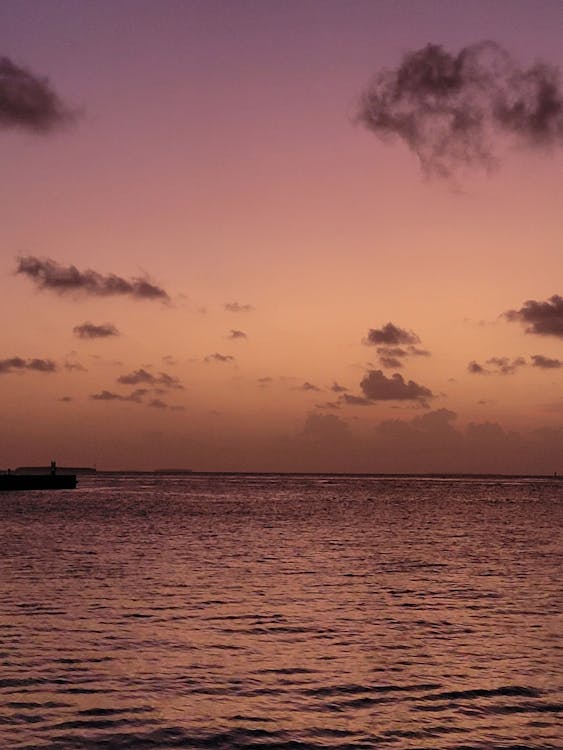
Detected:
left=1, top=474, right=562, bottom=749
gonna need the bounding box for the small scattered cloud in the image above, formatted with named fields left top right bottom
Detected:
left=204, top=353, right=235, bottom=363
left=409, top=346, right=431, bottom=357
left=257, top=376, right=273, bottom=387
left=227, top=329, right=247, bottom=340
left=316, top=401, right=341, bottom=410
left=64, top=360, right=87, bottom=372
left=341, top=393, right=372, bottom=406
left=468, top=360, right=488, bottom=375
left=360, top=369, right=434, bottom=404
left=0, top=56, right=76, bottom=133
left=117, top=368, right=183, bottom=389
left=224, top=302, right=254, bottom=313
left=162, top=355, right=177, bottom=366
left=294, top=381, right=321, bottom=392
left=148, top=398, right=168, bottom=409
left=16, top=256, right=169, bottom=301
left=73, top=322, right=120, bottom=339
left=468, top=357, right=526, bottom=375
left=379, top=356, right=403, bottom=369
left=58, top=396, right=73, bottom=403
left=531, top=354, right=562, bottom=369
left=0, top=356, right=56, bottom=374
left=358, top=41, right=563, bottom=178
left=331, top=381, right=349, bottom=393
left=504, top=295, right=563, bottom=338
left=365, top=323, right=420, bottom=346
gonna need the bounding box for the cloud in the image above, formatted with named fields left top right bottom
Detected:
left=468, top=360, right=489, bottom=375
left=0, top=356, right=56, bottom=374
left=316, top=401, right=341, bottom=410
left=58, top=396, right=73, bottom=402
left=0, top=56, right=76, bottom=133
left=16, top=256, right=169, bottom=301
left=117, top=368, right=183, bottom=389
left=331, top=381, right=349, bottom=393
left=468, top=357, right=526, bottom=375
left=360, top=369, right=434, bottom=404
left=204, top=353, right=235, bottom=363
left=294, top=381, right=321, bottom=392
left=341, top=393, right=371, bottom=406
left=487, top=356, right=526, bottom=375
left=73, top=322, right=120, bottom=339
left=162, top=355, right=177, bottom=366
left=64, top=361, right=87, bottom=372
left=531, top=354, right=562, bottom=369
left=257, top=376, right=273, bottom=387
left=224, top=302, right=254, bottom=313
left=504, top=295, right=563, bottom=338
left=365, top=323, right=420, bottom=346
left=91, top=388, right=148, bottom=403
left=228, top=329, right=247, bottom=340
left=148, top=398, right=168, bottom=409
left=379, top=356, right=403, bottom=369
left=358, top=41, right=563, bottom=177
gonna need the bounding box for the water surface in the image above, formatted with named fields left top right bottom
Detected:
left=1, top=474, right=562, bottom=749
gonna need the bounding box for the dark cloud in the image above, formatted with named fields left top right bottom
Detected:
left=358, top=41, right=563, bottom=177
left=504, top=295, right=563, bottom=338
left=468, top=357, right=526, bottom=375
left=117, top=368, right=183, bottom=389
left=316, top=401, right=341, bottom=410
left=64, top=361, right=87, bottom=372
left=294, top=381, right=321, bottom=392
left=377, top=346, right=408, bottom=357
left=91, top=388, right=148, bottom=403
left=16, top=256, right=169, bottom=301
left=228, top=329, right=247, bottom=340
left=487, top=356, right=526, bottom=375
left=341, top=393, right=371, bottom=406
left=204, top=353, right=235, bottom=364
left=148, top=399, right=168, bottom=409
left=379, top=356, right=403, bottom=369
left=531, top=354, right=562, bottom=369
left=0, top=356, right=56, bottom=374
left=409, top=346, right=431, bottom=357
left=0, top=56, right=76, bottom=133
left=73, top=322, right=120, bottom=339
left=331, top=381, right=349, bottom=393
left=360, top=369, right=434, bottom=404
left=224, top=302, right=254, bottom=313
left=365, top=323, right=420, bottom=346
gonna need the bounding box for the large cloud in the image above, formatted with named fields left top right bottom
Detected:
left=0, top=356, right=56, bottom=374
left=358, top=42, right=563, bottom=177
left=504, top=295, right=563, bottom=338
left=365, top=323, right=420, bottom=346
left=73, top=322, right=120, bottom=339
left=0, top=56, right=75, bottom=133
left=360, top=369, right=434, bottom=404
left=16, top=256, right=169, bottom=301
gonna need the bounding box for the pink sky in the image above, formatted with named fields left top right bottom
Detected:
left=1, top=1, right=562, bottom=471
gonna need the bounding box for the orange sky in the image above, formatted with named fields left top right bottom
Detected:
left=1, top=1, right=562, bottom=471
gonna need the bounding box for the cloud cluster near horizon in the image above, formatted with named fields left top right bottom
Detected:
left=358, top=41, right=563, bottom=177
left=17, top=256, right=169, bottom=301
left=0, top=56, right=76, bottom=133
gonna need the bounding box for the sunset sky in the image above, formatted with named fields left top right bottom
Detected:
left=1, top=0, right=562, bottom=472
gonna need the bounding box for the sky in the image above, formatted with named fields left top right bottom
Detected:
left=1, top=0, right=562, bottom=472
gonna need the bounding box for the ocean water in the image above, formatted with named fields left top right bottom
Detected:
left=0, top=474, right=561, bottom=750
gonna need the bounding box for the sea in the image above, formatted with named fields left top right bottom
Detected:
left=0, top=473, right=561, bottom=750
